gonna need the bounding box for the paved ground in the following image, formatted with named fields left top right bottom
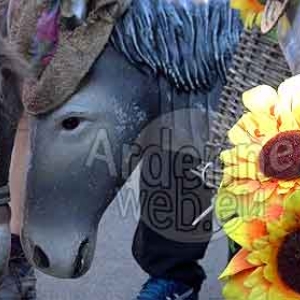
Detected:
left=37, top=168, right=227, bottom=299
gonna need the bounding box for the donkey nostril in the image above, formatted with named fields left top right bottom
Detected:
left=73, top=239, right=89, bottom=278
left=33, top=245, right=50, bottom=269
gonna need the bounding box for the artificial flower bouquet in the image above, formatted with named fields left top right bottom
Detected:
left=217, top=74, right=300, bottom=299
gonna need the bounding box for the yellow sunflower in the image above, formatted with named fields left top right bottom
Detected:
left=216, top=75, right=300, bottom=222
left=220, top=191, right=300, bottom=300
left=231, top=0, right=265, bottom=29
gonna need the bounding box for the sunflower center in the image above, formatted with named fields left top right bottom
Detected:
left=277, top=230, right=300, bottom=294
left=259, top=130, right=300, bottom=180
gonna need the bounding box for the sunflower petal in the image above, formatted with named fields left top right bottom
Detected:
left=221, top=173, right=234, bottom=187
left=279, top=75, right=300, bottom=109
left=236, top=143, right=261, bottom=162
left=247, top=250, right=262, bottom=266
left=244, top=266, right=264, bottom=288
left=267, top=221, right=287, bottom=241
left=268, top=286, right=293, bottom=300
left=243, top=85, right=278, bottom=114
left=220, top=249, right=254, bottom=279
left=280, top=212, right=298, bottom=231
left=292, top=92, right=300, bottom=125
left=277, top=79, right=294, bottom=111
left=276, top=78, right=300, bottom=131
left=284, top=75, right=300, bottom=125
left=265, top=204, right=283, bottom=222
left=248, top=284, right=268, bottom=300
left=251, top=114, right=278, bottom=137
left=237, top=195, right=265, bottom=219
left=252, top=236, right=269, bottom=250
left=222, top=270, right=251, bottom=299
left=226, top=180, right=260, bottom=195
left=284, top=190, right=300, bottom=215
left=264, top=264, right=276, bottom=283
left=228, top=124, right=253, bottom=145
left=257, top=245, right=272, bottom=264
left=240, top=113, right=260, bottom=138
left=278, top=111, right=299, bottom=132
left=253, top=184, right=276, bottom=203
left=221, top=144, right=261, bottom=165
left=231, top=0, right=264, bottom=12
left=224, top=163, right=257, bottom=180
left=215, top=190, right=239, bottom=222
left=220, top=148, right=239, bottom=165
left=223, top=218, right=266, bottom=250
left=278, top=180, right=296, bottom=189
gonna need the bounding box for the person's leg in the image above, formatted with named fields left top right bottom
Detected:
left=0, top=114, right=37, bottom=299
left=132, top=150, right=213, bottom=299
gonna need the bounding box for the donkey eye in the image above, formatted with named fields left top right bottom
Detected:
left=61, top=117, right=81, bottom=130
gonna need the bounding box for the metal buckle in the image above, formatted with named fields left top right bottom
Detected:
left=261, top=0, right=290, bottom=34
left=0, top=185, right=10, bottom=206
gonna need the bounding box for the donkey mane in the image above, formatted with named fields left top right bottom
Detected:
left=110, top=0, right=242, bottom=93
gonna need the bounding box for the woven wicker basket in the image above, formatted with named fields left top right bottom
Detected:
left=199, top=28, right=292, bottom=190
